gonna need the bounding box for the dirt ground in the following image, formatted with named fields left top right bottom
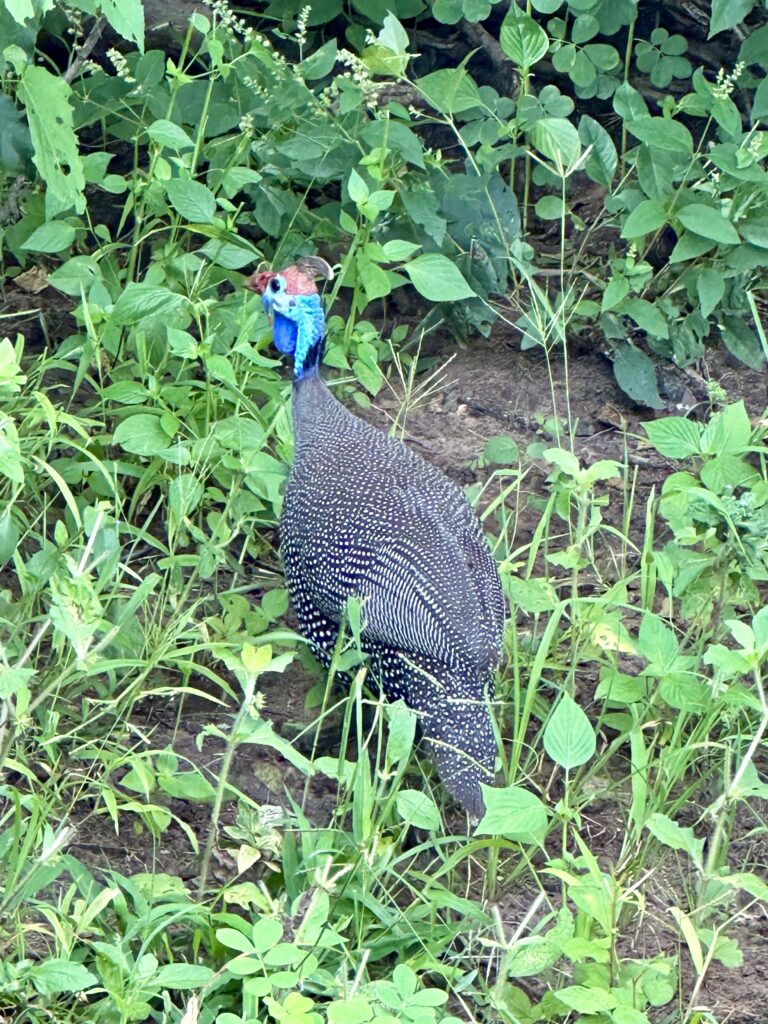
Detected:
left=5, top=286, right=768, bottom=1022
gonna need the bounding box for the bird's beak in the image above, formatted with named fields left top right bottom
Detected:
left=243, top=272, right=260, bottom=293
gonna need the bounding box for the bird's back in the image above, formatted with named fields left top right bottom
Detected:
left=282, top=371, right=505, bottom=814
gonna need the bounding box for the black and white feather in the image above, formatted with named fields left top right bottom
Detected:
left=283, top=372, right=505, bottom=816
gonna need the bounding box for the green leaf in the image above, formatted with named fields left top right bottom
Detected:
left=403, top=254, right=475, bottom=301
left=484, top=435, right=519, bottom=464
left=669, top=232, right=715, bottom=263
left=417, top=67, right=482, bottom=114
left=719, top=316, right=765, bottom=370
left=626, top=116, right=693, bottom=154
left=677, top=204, right=739, bottom=245
left=396, top=790, right=441, bottom=830
left=697, top=268, right=725, bottom=319
left=499, top=6, right=549, bottom=68
left=543, top=694, right=596, bottom=769
left=536, top=194, right=565, bottom=219
left=113, top=414, right=176, bottom=457
left=21, top=221, right=76, bottom=252
left=154, top=963, right=214, bottom=989
left=622, top=298, right=669, bottom=339
left=612, top=343, right=665, bottom=409
left=601, top=276, right=629, bottom=311
left=0, top=92, right=33, bottom=175
left=166, top=179, right=216, bottom=222
left=347, top=167, right=369, bottom=204
left=621, top=199, right=667, bottom=238
left=700, top=400, right=752, bottom=456
left=646, top=812, right=704, bottom=868
left=643, top=416, right=701, bottom=458
left=30, top=959, right=97, bottom=995
left=529, top=117, right=582, bottom=168
left=578, top=115, right=617, bottom=187
left=100, top=0, right=145, bottom=50
left=709, top=0, right=755, bottom=38
left=18, top=66, right=85, bottom=216
left=753, top=75, right=768, bottom=119
left=476, top=785, right=549, bottom=843
left=553, top=987, right=617, bottom=1014
left=147, top=119, right=195, bottom=151
left=298, top=39, right=338, bottom=79
left=381, top=239, right=420, bottom=261
left=112, top=284, right=187, bottom=325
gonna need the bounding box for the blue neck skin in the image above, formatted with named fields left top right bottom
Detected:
left=265, top=292, right=326, bottom=380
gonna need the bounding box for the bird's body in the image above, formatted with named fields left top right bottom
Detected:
left=250, top=258, right=504, bottom=816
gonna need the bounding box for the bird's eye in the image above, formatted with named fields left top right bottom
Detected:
left=269, top=278, right=282, bottom=293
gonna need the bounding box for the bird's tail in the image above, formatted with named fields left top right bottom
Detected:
left=397, top=655, right=497, bottom=819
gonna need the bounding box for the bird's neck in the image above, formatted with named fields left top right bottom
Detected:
left=296, top=335, right=325, bottom=379
left=291, top=362, right=341, bottom=446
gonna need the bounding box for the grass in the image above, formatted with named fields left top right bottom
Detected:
left=2, top=323, right=766, bottom=1023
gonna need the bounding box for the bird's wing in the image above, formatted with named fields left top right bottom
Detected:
left=356, top=515, right=503, bottom=670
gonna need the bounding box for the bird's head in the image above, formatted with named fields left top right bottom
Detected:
left=245, top=256, right=334, bottom=379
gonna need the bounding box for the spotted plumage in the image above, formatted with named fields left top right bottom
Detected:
left=248, top=258, right=505, bottom=816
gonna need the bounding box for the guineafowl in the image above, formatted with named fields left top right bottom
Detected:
left=246, top=256, right=505, bottom=817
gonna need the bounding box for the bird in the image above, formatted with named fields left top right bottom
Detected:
left=246, top=256, right=505, bottom=817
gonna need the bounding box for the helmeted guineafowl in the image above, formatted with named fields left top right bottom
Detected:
left=247, top=256, right=505, bottom=817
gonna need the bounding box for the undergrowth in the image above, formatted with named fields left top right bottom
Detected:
left=1, top=1, right=767, bottom=1023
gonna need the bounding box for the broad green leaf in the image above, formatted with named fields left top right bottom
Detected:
left=505, top=577, right=558, bottom=613
left=499, top=6, right=549, bottom=68
left=643, top=416, right=701, bottom=458
left=700, top=400, right=752, bottom=456
left=484, top=435, right=519, bottom=464
left=112, top=284, right=188, bottom=325
left=719, top=316, right=765, bottom=371
left=637, top=613, right=678, bottom=669
left=416, top=67, right=482, bottom=114
left=298, top=39, right=338, bottom=79
left=29, top=959, right=97, bottom=995
left=669, top=232, right=715, bottom=263
left=166, top=179, right=216, bottom=222
left=554, top=986, right=617, bottom=1014
left=0, top=92, right=33, bottom=175
left=100, top=0, right=145, bottom=50
left=622, top=298, right=669, bottom=339
left=753, top=76, right=768, bottom=120
left=677, top=204, right=739, bottom=245
left=5, top=0, right=34, bottom=23
left=113, top=414, right=175, bottom=456
left=578, top=114, right=617, bottom=187
left=216, top=928, right=255, bottom=954
left=381, top=239, right=420, bottom=261
left=18, top=66, right=85, bottom=216
left=0, top=667, right=34, bottom=697
left=626, top=116, right=693, bottom=154
left=543, top=694, right=596, bottom=769
left=396, top=790, right=441, bottom=830
left=403, top=254, right=475, bottom=301
left=147, top=119, right=195, bottom=151
left=601, top=276, right=629, bottom=311
left=529, top=117, right=582, bottom=168
left=535, top=194, right=565, bottom=219
left=21, top=221, right=76, bottom=252
left=709, top=0, right=755, bottom=37
left=612, top=343, right=665, bottom=409
left=347, top=167, right=369, bottom=204
left=646, top=812, right=704, bottom=868
left=697, top=268, right=725, bottom=319
left=621, top=199, right=666, bottom=238
left=154, top=963, right=213, bottom=989
left=476, top=784, right=549, bottom=843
